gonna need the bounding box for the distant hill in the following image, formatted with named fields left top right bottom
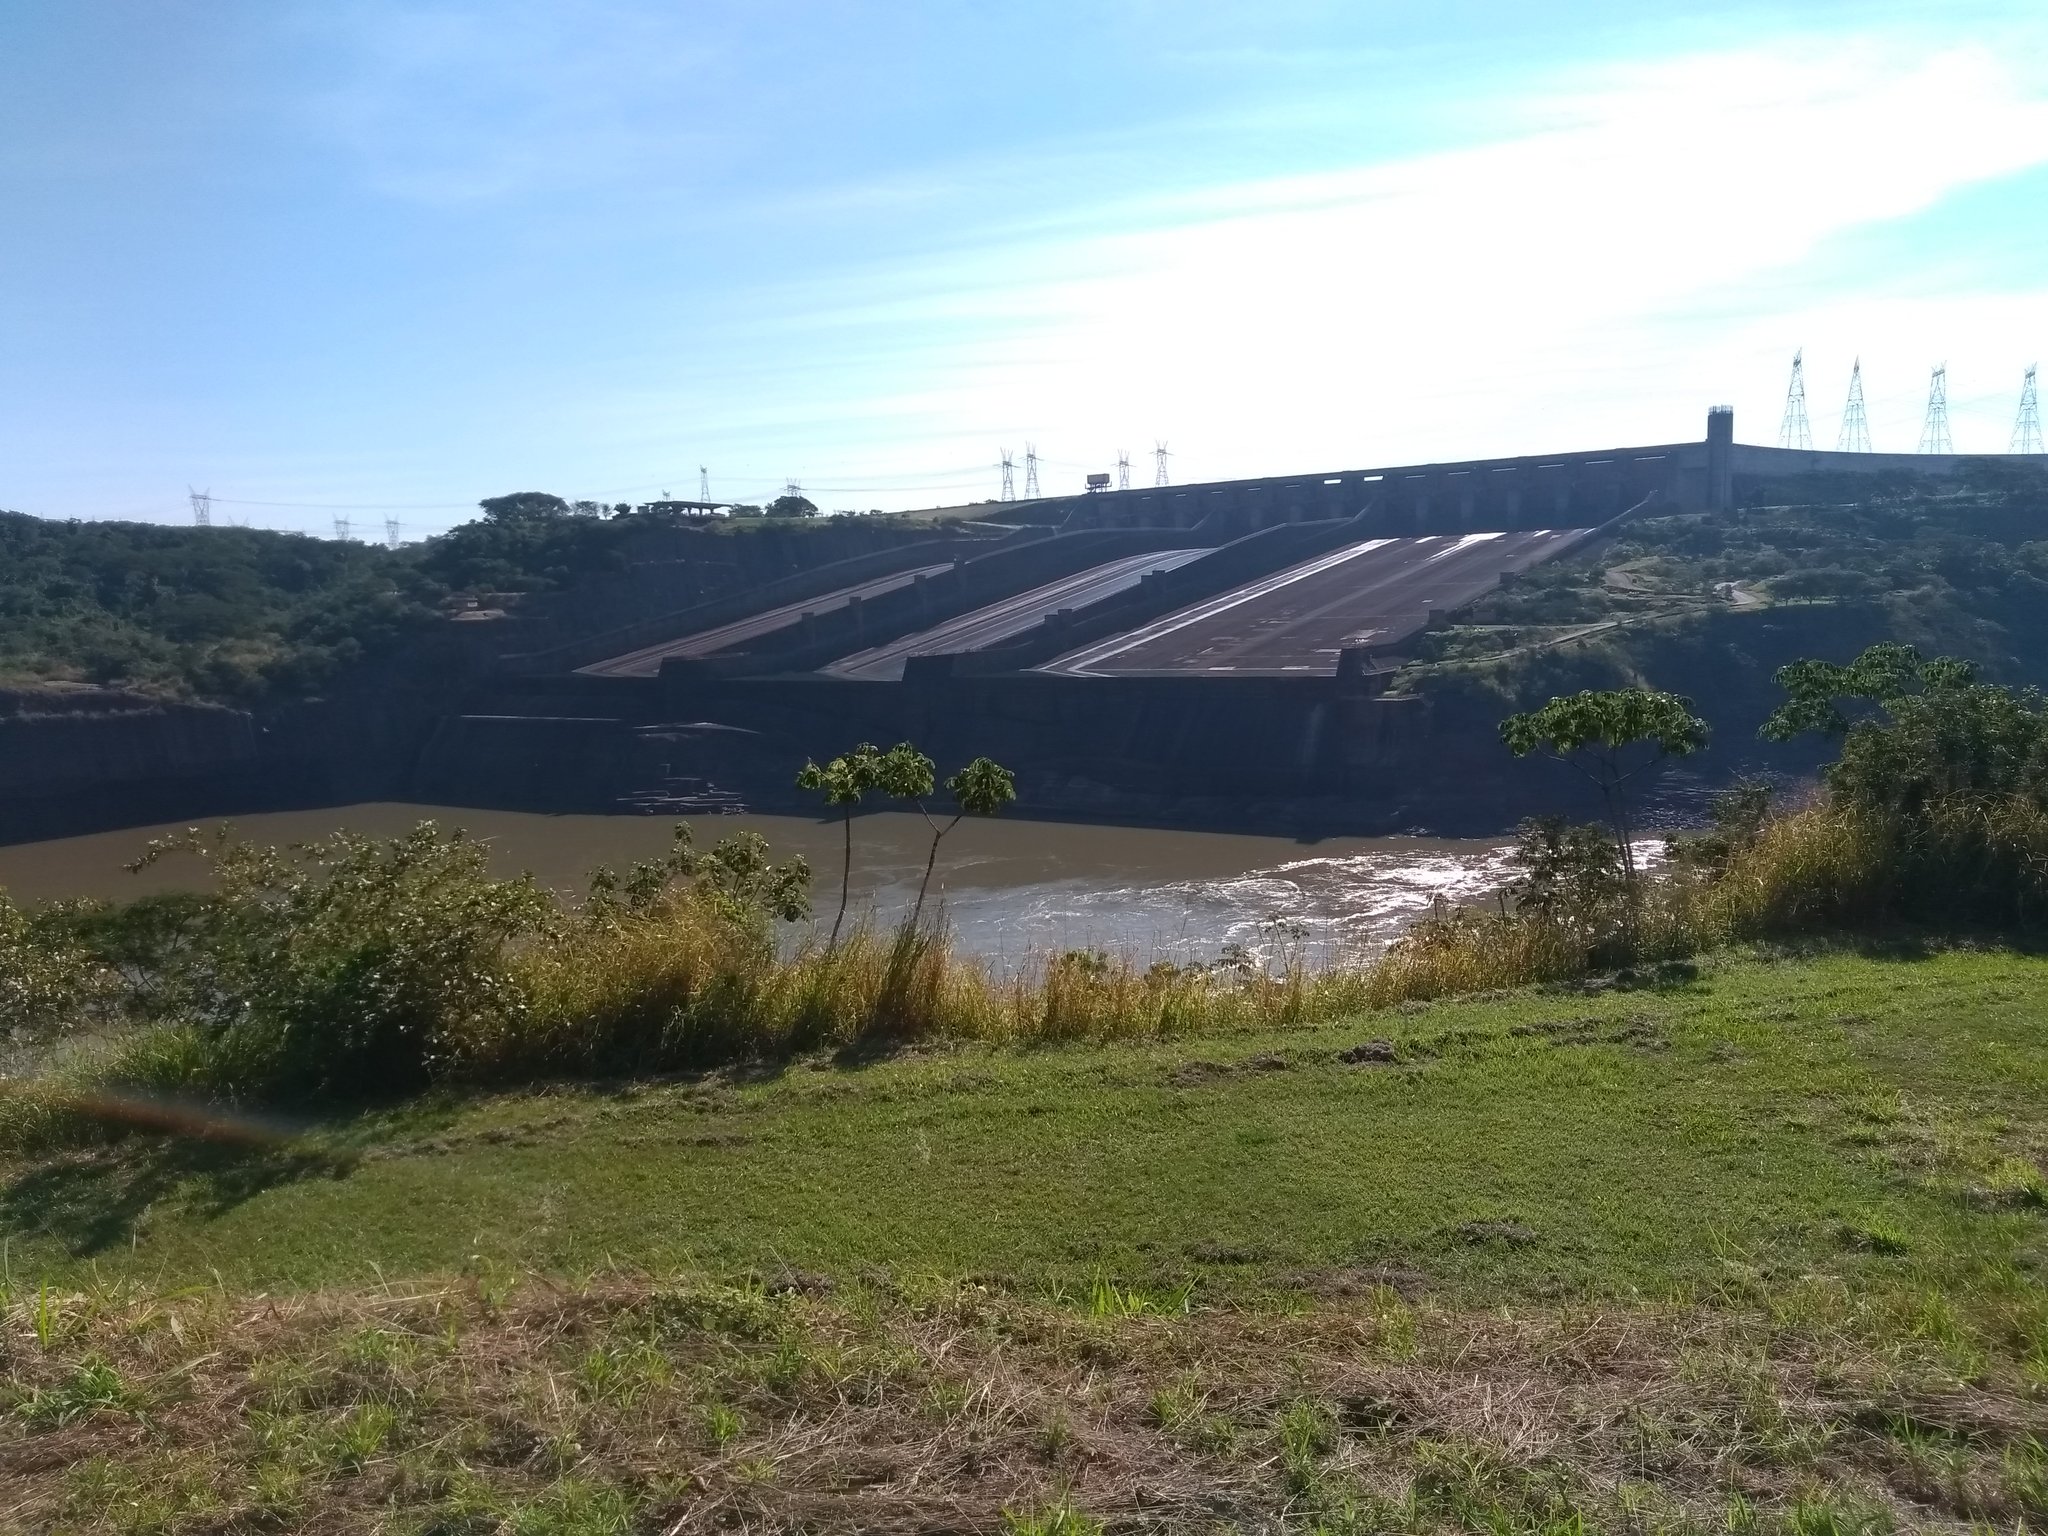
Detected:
left=0, top=502, right=979, bottom=704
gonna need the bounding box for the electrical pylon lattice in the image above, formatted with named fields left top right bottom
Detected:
left=1837, top=359, right=1872, bottom=453
left=2014, top=366, right=2043, bottom=454
left=188, top=488, right=211, bottom=527
left=1919, top=366, right=1953, bottom=454
left=1023, top=444, right=1040, bottom=499
left=1778, top=350, right=1812, bottom=450
left=1153, top=441, right=1170, bottom=487
left=1116, top=451, right=1130, bottom=491
left=998, top=450, right=1015, bottom=502
left=385, top=519, right=402, bottom=548
left=699, top=467, right=710, bottom=503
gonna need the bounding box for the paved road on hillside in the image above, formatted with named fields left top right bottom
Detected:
left=578, top=563, right=957, bottom=677
left=822, top=548, right=1210, bottom=681
left=1040, top=530, right=1591, bottom=677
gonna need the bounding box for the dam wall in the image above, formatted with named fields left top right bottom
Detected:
left=16, top=410, right=2048, bottom=849
left=905, top=512, right=1381, bottom=679
left=1025, top=414, right=2041, bottom=538
left=485, top=517, right=1025, bottom=658
left=501, top=523, right=1036, bottom=674
left=655, top=526, right=1218, bottom=680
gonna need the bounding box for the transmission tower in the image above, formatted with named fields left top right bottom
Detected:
left=1023, top=444, right=1040, bottom=499
left=2013, top=365, right=2043, bottom=454
left=1918, top=365, right=1953, bottom=454
left=1116, top=451, right=1131, bottom=491
left=333, top=516, right=352, bottom=541
left=998, top=450, right=1015, bottom=501
left=384, top=519, right=402, bottom=549
left=187, top=487, right=211, bottom=527
left=1153, top=441, right=1171, bottom=487
left=1777, top=350, right=1813, bottom=450
left=699, top=466, right=710, bottom=502
left=1836, top=358, right=1872, bottom=452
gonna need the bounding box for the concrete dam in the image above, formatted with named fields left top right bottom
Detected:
left=6, top=408, right=2038, bottom=844
left=402, top=408, right=2035, bottom=833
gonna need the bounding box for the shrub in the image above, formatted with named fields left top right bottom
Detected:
left=114, top=823, right=556, bottom=1100
left=0, top=892, right=114, bottom=1054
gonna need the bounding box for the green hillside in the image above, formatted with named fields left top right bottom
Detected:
left=5, top=949, right=2045, bottom=1533
left=0, top=498, right=950, bottom=704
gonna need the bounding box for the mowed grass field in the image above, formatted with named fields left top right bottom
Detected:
left=5, top=948, right=2048, bottom=1534
left=8, top=948, right=2047, bottom=1298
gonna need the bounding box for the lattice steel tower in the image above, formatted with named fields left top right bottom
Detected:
left=998, top=450, right=1015, bottom=502
left=1778, top=350, right=1813, bottom=450
left=1023, top=444, right=1040, bottom=499
left=699, top=466, right=711, bottom=503
left=1116, top=451, right=1131, bottom=490
left=2014, top=366, right=2043, bottom=454
left=1153, top=441, right=1171, bottom=487
left=188, top=488, right=211, bottom=527
left=1837, top=359, right=1872, bottom=452
left=1918, top=365, right=1953, bottom=454
left=385, top=519, right=402, bottom=548
left=333, top=516, right=352, bottom=541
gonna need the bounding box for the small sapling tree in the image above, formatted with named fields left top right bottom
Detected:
left=899, top=754, right=1017, bottom=930
left=795, top=741, right=885, bottom=945
left=1500, top=688, right=1709, bottom=899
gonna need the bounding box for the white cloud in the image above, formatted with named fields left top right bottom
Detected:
left=643, top=31, right=2048, bottom=495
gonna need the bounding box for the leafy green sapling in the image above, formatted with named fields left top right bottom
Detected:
left=1500, top=688, right=1709, bottom=896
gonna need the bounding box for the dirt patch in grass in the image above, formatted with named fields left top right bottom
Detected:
left=5, top=1271, right=2045, bottom=1534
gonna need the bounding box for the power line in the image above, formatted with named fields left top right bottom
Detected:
left=188, top=487, right=211, bottom=527
left=1778, top=350, right=1812, bottom=450
left=209, top=496, right=473, bottom=510
left=1153, top=441, right=1171, bottom=487
left=1837, top=358, right=1873, bottom=453
left=2014, top=365, right=2043, bottom=454
left=1918, top=365, right=1953, bottom=454
left=1116, top=451, right=1131, bottom=491
left=998, top=449, right=1015, bottom=502
left=1023, top=443, right=1040, bottom=499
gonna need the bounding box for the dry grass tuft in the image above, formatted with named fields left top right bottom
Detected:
left=4, top=1270, right=2043, bottom=1534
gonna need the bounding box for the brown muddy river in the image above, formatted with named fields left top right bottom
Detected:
left=0, top=804, right=1529, bottom=969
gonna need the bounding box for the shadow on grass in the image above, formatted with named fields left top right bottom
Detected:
left=1, top=1135, right=351, bottom=1258
left=1744, top=928, right=2048, bottom=965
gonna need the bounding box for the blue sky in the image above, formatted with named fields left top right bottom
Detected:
left=3, top=1, right=2046, bottom=535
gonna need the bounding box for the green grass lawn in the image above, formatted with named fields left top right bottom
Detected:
left=8, top=947, right=2046, bottom=1301
left=8, top=948, right=2048, bottom=1535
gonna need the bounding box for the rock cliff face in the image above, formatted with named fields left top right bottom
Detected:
left=0, top=689, right=269, bottom=841
left=0, top=689, right=258, bottom=797
left=0, top=679, right=446, bottom=845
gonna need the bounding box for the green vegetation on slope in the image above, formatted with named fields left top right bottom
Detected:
left=0, top=512, right=440, bottom=702
left=7, top=948, right=2044, bottom=1294
left=1403, top=465, right=2048, bottom=706
left=3, top=950, right=2046, bottom=1532
left=0, top=497, right=969, bottom=703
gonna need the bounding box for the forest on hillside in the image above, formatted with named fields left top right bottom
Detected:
left=1404, top=464, right=2048, bottom=717
left=0, top=496, right=934, bottom=703
left=8, top=469, right=2048, bottom=708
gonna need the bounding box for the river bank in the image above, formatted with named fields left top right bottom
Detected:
left=0, top=802, right=1522, bottom=969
